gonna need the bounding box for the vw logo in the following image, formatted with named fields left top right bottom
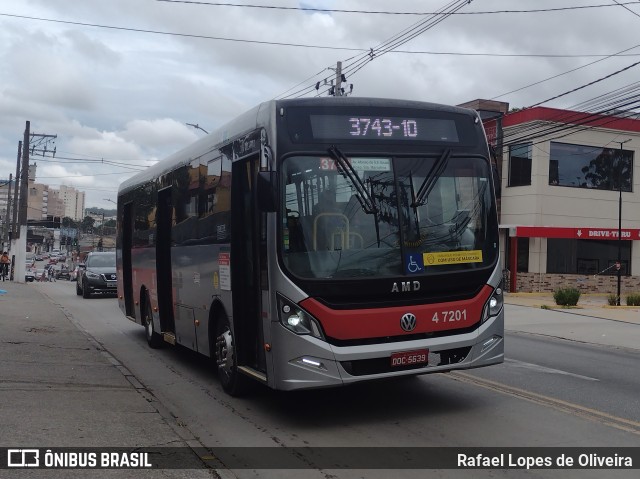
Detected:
left=400, top=313, right=417, bottom=332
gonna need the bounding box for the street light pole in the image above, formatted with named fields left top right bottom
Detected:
left=615, top=139, right=631, bottom=306
left=186, top=123, right=209, bottom=134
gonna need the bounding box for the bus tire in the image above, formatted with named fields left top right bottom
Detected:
left=144, top=295, right=163, bottom=349
left=214, top=314, right=249, bottom=396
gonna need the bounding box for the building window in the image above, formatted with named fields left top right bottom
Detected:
left=549, top=142, right=633, bottom=191
left=517, top=238, right=529, bottom=272
left=547, top=238, right=631, bottom=275
left=508, top=143, right=532, bottom=186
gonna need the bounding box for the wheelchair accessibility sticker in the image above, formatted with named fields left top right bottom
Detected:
left=423, top=250, right=483, bottom=266
left=405, top=254, right=424, bottom=274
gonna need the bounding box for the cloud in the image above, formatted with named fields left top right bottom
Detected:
left=1, top=0, right=640, bottom=211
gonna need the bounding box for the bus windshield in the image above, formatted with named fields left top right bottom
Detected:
left=281, top=153, right=497, bottom=279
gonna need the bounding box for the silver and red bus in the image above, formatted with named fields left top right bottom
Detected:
left=116, top=97, right=504, bottom=395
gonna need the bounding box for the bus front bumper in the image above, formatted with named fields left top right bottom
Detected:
left=269, top=310, right=504, bottom=391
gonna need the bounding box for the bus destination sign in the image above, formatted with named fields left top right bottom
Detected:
left=309, top=114, right=460, bottom=142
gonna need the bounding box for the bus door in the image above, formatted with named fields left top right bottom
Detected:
left=156, top=187, right=175, bottom=334
left=230, top=156, right=267, bottom=374
left=121, top=202, right=135, bottom=317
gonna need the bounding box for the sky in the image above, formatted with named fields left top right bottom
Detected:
left=1, top=0, right=640, bottom=211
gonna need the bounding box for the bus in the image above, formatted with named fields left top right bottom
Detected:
left=116, top=97, right=503, bottom=395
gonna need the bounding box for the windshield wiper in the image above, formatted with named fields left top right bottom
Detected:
left=327, top=146, right=376, bottom=214
left=413, top=148, right=451, bottom=207
left=327, top=145, right=381, bottom=246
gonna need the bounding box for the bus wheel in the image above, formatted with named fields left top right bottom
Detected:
left=215, top=316, right=248, bottom=396
left=144, top=297, right=163, bottom=349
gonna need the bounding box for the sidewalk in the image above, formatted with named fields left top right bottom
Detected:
left=504, top=292, right=640, bottom=351
left=0, top=281, right=213, bottom=477
left=504, top=292, right=640, bottom=324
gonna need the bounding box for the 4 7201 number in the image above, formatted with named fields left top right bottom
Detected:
left=431, top=309, right=467, bottom=323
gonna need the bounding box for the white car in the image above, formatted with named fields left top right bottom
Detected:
left=25, top=263, right=36, bottom=282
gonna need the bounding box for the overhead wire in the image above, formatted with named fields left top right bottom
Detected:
left=499, top=91, right=640, bottom=148
left=155, top=1, right=640, bottom=16
left=279, top=0, right=472, bottom=99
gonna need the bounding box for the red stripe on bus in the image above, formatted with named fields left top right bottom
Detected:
left=300, top=285, right=493, bottom=340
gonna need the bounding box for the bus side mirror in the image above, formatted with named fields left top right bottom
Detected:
left=257, top=171, right=277, bottom=212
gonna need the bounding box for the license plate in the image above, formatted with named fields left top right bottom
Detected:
left=107, top=283, right=117, bottom=288
left=390, top=349, right=429, bottom=367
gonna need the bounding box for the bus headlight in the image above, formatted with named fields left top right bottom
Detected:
left=482, top=284, right=503, bottom=323
left=277, top=295, right=325, bottom=339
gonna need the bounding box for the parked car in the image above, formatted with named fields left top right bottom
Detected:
left=35, top=254, right=43, bottom=261
left=25, top=264, right=35, bottom=282
left=76, top=252, right=117, bottom=298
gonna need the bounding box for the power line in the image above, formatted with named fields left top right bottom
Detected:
left=155, top=1, right=640, bottom=16
left=490, top=43, right=640, bottom=101
left=526, top=59, right=640, bottom=108
left=36, top=157, right=147, bottom=172
left=3, top=12, right=638, bottom=60
left=612, top=0, right=640, bottom=19
left=280, top=0, right=473, bottom=99
left=0, top=12, right=364, bottom=52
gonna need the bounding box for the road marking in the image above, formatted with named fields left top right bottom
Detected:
left=449, top=371, right=640, bottom=436
left=505, top=358, right=599, bottom=381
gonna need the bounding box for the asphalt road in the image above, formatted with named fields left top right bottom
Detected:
left=468, top=331, right=640, bottom=426
left=36, top=282, right=640, bottom=479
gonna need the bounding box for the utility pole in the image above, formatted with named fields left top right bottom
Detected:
left=615, top=139, right=631, bottom=306
left=3, top=174, right=12, bottom=249
left=19, top=121, right=30, bottom=233
left=331, top=61, right=353, bottom=96
left=11, top=123, right=57, bottom=282
left=335, top=61, right=343, bottom=96
left=11, top=141, right=21, bottom=243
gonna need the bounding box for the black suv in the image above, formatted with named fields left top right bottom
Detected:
left=76, top=252, right=117, bottom=298
left=55, top=265, right=71, bottom=280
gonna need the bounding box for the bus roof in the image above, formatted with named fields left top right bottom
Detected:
left=118, top=97, right=478, bottom=197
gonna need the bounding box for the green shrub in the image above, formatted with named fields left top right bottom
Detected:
left=607, top=294, right=618, bottom=306
left=626, top=293, right=640, bottom=306
left=553, top=287, right=581, bottom=306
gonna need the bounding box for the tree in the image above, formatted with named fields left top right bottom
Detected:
left=581, top=148, right=632, bottom=191
left=81, top=216, right=96, bottom=233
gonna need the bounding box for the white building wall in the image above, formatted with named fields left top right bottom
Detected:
left=503, top=130, right=640, bottom=229
left=59, top=186, right=86, bottom=221
left=502, top=126, right=640, bottom=277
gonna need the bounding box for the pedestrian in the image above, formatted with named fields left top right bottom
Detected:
left=0, top=251, right=10, bottom=281
left=48, top=266, right=56, bottom=282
